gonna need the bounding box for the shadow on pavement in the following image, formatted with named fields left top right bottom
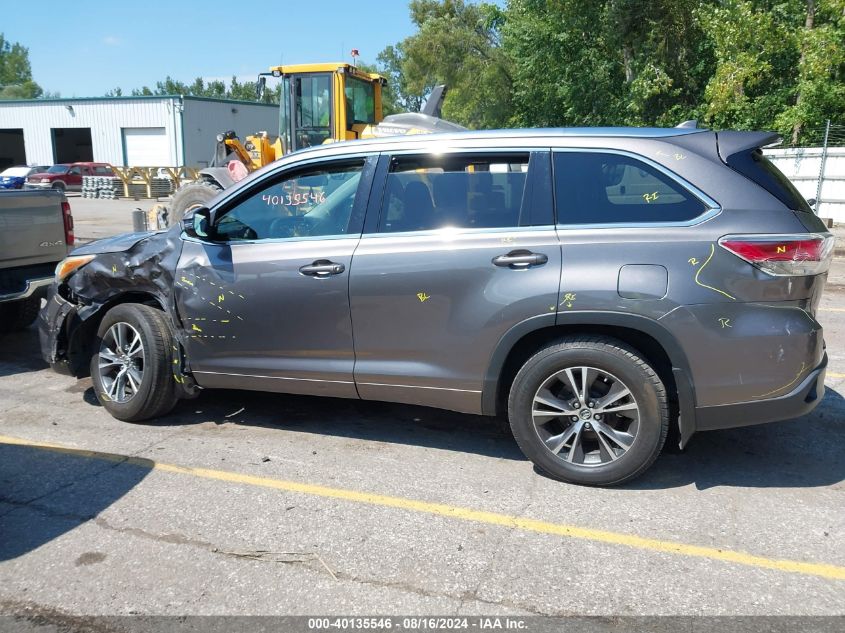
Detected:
left=0, top=443, right=149, bottom=561
left=0, top=324, right=47, bottom=378
left=116, top=387, right=526, bottom=462
left=627, top=387, right=845, bottom=490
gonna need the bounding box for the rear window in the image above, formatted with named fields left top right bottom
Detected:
left=726, top=149, right=812, bottom=213
left=553, top=152, right=706, bottom=225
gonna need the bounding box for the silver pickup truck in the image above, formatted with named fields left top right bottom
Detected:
left=0, top=190, right=72, bottom=332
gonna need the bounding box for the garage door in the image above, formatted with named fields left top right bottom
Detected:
left=122, top=127, right=169, bottom=166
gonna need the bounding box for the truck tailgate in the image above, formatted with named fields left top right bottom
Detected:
left=0, top=190, right=68, bottom=268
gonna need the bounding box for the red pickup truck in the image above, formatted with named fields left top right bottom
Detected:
left=25, top=162, right=114, bottom=192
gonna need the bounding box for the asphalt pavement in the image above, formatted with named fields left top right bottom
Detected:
left=0, top=201, right=843, bottom=622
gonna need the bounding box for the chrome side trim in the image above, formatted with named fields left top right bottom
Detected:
left=192, top=371, right=354, bottom=385
left=0, top=276, right=52, bottom=302
left=357, top=382, right=482, bottom=394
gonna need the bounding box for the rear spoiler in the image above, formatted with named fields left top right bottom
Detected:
left=716, top=131, right=782, bottom=162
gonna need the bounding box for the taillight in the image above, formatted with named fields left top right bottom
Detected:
left=61, top=200, right=75, bottom=246
left=719, top=233, right=834, bottom=276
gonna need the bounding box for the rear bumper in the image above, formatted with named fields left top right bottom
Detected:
left=0, top=276, right=53, bottom=303
left=695, top=353, right=827, bottom=431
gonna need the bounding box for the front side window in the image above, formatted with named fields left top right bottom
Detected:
left=294, top=75, right=332, bottom=148
left=554, top=152, right=706, bottom=225
left=380, top=153, right=530, bottom=233
left=344, top=77, right=375, bottom=125
left=214, top=159, right=365, bottom=241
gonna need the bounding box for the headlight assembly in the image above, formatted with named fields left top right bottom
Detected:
left=55, top=255, right=96, bottom=282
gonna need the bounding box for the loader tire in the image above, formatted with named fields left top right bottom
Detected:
left=169, top=181, right=224, bottom=225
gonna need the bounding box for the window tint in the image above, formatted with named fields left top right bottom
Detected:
left=380, top=153, right=530, bottom=233
left=215, top=160, right=364, bottom=241
left=727, top=149, right=812, bottom=213
left=554, top=152, right=706, bottom=225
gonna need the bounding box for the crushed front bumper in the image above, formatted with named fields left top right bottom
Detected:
left=38, top=284, right=81, bottom=376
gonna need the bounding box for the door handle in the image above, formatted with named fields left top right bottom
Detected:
left=299, top=260, right=345, bottom=277
left=492, top=250, right=548, bottom=269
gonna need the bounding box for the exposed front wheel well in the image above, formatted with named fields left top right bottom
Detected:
left=494, top=324, right=680, bottom=433
left=68, top=292, right=167, bottom=378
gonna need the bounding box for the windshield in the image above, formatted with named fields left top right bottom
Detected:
left=1, top=167, right=29, bottom=177
left=47, top=165, right=70, bottom=174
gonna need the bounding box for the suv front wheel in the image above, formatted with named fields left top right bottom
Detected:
left=508, top=336, right=668, bottom=486
left=90, top=303, right=179, bottom=422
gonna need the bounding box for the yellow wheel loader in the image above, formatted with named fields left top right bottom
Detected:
left=169, top=63, right=462, bottom=221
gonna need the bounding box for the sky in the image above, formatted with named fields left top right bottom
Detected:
left=3, top=0, right=417, bottom=97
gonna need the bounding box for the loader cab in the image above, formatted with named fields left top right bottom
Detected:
left=270, top=63, right=385, bottom=153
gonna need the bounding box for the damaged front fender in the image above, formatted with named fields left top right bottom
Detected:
left=39, top=226, right=199, bottom=395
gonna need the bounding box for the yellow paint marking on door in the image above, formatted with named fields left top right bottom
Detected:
left=1, top=434, right=844, bottom=582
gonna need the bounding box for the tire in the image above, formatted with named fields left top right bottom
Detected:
left=0, top=296, right=41, bottom=333
left=168, top=180, right=224, bottom=225
left=89, top=303, right=179, bottom=422
left=508, top=336, right=668, bottom=486
left=51, top=181, right=65, bottom=192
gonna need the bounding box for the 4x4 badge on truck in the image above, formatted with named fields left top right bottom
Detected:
left=39, top=240, right=64, bottom=248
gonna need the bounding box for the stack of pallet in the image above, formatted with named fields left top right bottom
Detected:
left=124, top=177, right=175, bottom=199
left=81, top=176, right=122, bottom=199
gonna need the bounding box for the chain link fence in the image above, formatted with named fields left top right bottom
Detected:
left=763, top=120, right=845, bottom=224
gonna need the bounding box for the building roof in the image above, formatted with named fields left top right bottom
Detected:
left=0, top=95, right=278, bottom=108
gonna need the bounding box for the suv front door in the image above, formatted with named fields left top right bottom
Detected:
left=174, top=155, right=375, bottom=398
left=349, top=150, right=562, bottom=414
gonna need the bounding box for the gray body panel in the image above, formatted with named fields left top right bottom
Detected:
left=0, top=190, right=67, bottom=271
left=176, top=237, right=359, bottom=399
left=38, top=126, right=830, bottom=447
left=350, top=228, right=562, bottom=413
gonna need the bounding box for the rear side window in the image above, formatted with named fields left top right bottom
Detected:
left=380, top=153, right=531, bottom=232
left=726, top=149, right=812, bottom=213
left=554, top=152, right=706, bottom=225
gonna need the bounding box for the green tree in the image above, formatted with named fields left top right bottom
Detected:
left=699, top=0, right=845, bottom=143
left=0, top=33, right=43, bottom=99
left=376, top=0, right=514, bottom=128
left=503, top=0, right=714, bottom=127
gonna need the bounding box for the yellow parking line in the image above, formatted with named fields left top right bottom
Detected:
left=2, top=433, right=844, bottom=582
left=828, top=372, right=845, bottom=379
left=819, top=307, right=845, bottom=313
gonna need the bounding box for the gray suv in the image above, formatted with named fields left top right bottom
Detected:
left=40, top=127, right=833, bottom=485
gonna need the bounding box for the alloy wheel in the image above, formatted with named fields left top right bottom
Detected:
left=531, top=366, right=640, bottom=467
left=98, top=322, right=145, bottom=403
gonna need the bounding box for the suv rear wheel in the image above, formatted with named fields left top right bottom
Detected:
left=89, top=303, right=179, bottom=422
left=508, top=336, right=668, bottom=486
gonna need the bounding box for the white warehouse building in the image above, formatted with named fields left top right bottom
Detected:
left=0, top=95, right=279, bottom=169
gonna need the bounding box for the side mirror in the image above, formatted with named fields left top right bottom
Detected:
left=807, top=198, right=817, bottom=208
left=181, top=207, right=211, bottom=239
left=256, top=76, right=266, bottom=100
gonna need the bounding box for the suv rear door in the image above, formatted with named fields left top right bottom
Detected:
left=349, top=150, right=562, bottom=414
